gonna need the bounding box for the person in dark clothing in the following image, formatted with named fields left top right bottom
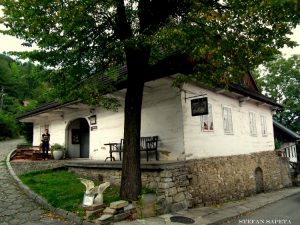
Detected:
left=41, top=129, right=50, bottom=160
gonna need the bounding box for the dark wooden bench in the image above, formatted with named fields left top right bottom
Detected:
left=139, top=136, right=159, bottom=161
left=104, top=136, right=159, bottom=161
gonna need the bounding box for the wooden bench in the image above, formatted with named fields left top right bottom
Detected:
left=105, top=136, right=159, bottom=161
left=139, top=136, right=159, bottom=161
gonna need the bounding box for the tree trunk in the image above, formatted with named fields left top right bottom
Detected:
left=120, top=48, right=148, bottom=201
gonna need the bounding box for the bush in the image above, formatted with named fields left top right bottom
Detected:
left=0, top=112, right=19, bottom=140
left=19, top=122, right=33, bottom=143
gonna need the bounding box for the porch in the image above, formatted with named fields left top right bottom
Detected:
left=9, top=157, right=184, bottom=177
left=64, top=158, right=181, bottom=169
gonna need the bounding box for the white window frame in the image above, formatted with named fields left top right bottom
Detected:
left=222, top=106, right=233, bottom=134
left=201, top=103, right=214, bottom=132
left=249, top=112, right=257, bottom=136
left=260, top=115, right=268, bottom=137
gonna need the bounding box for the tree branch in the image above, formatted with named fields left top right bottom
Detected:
left=146, top=53, right=199, bottom=81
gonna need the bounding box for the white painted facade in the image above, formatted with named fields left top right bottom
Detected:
left=25, top=77, right=276, bottom=161
left=181, top=83, right=275, bottom=160
left=281, top=143, right=298, bottom=163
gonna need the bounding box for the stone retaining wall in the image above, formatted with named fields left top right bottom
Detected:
left=10, top=160, right=67, bottom=175
left=67, top=151, right=292, bottom=212
left=185, top=151, right=292, bottom=207
left=11, top=151, right=292, bottom=213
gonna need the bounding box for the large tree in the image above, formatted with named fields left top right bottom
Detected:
left=255, top=54, right=300, bottom=133
left=1, top=0, right=300, bottom=200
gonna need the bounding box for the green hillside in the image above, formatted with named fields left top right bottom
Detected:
left=0, top=54, right=53, bottom=141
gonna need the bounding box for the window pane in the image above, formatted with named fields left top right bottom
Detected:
left=260, top=115, right=267, bottom=136
left=249, top=112, right=257, bottom=136
left=223, top=106, right=233, bottom=133
left=201, top=103, right=213, bottom=131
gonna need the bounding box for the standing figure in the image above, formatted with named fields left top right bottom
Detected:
left=41, top=129, right=50, bottom=160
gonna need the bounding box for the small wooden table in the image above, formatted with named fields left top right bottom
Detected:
left=104, top=143, right=122, bottom=161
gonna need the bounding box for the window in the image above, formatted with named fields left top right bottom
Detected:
left=201, top=103, right=213, bottom=131
left=249, top=112, right=257, bottom=136
left=222, top=106, right=233, bottom=134
left=260, top=115, right=268, bottom=136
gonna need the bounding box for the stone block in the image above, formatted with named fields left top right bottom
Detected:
left=98, top=214, right=113, bottom=220
left=165, top=187, right=177, bottom=196
left=113, top=211, right=131, bottom=222
left=85, top=208, right=104, bottom=218
left=82, top=203, right=105, bottom=211
left=95, top=214, right=113, bottom=225
left=177, top=187, right=187, bottom=192
left=158, top=182, right=174, bottom=189
left=103, top=207, right=116, bottom=215
left=171, top=201, right=187, bottom=212
left=160, top=170, right=173, bottom=178
left=124, top=203, right=134, bottom=212
left=161, top=177, right=173, bottom=182
left=110, top=200, right=129, bottom=209
left=173, top=192, right=186, bottom=203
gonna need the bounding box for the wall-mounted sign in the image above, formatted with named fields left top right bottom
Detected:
left=91, top=126, right=97, bottom=131
left=191, top=97, right=208, bottom=116
left=89, top=115, right=97, bottom=125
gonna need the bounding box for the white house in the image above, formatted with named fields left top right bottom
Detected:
left=18, top=73, right=282, bottom=162
left=18, top=73, right=294, bottom=211
left=273, top=120, right=299, bottom=163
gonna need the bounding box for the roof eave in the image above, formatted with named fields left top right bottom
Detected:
left=228, top=84, right=283, bottom=109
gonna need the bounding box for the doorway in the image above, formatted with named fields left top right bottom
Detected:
left=67, top=118, right=90, bottom=158
left=255, top=167, right=264, bottom=194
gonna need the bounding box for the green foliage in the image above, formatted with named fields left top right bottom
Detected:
left=103, top=186, right=121, bottom=204
left=20, top=170, right=86, bottom=217
left=50, top=143, right=65, bottom=151
left=18, top=122, right=33, bottom=143
left=274, top=139, right=283, bottom=150
left=141, top=187, right=156, bottom=195
left=1, top=1, right=300, bottom=96
left=254, top=54, right=300, bottom=133
left=0, top=111, right=18, bottom=140
left=0, top=54, right=53, bottom=140
left=19, top=169, right=121, bottom=218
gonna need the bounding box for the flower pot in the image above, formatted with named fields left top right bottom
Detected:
left=53, top=150, right=64, bottom=160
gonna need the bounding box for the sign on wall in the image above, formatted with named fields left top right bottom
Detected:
left=191, top=97, right=208, bottom=116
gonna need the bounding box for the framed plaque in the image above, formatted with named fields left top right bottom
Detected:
left=191, top=97, right=208, bottom=116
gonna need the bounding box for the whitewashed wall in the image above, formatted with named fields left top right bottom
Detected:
left=31, top=79, right=275, bottom=161
left=32, top=78, right=184, bottom=160
left=90, top=78, right=184, bottom=160
left=32, top=108, right=92, bottom=151
left=181, top=83, right=275, bottom=159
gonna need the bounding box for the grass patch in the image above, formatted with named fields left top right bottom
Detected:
left=19, top=170, right=120, bottom=217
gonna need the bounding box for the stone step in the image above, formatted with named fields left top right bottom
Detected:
left=110, top=200, right=129, bottom=209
